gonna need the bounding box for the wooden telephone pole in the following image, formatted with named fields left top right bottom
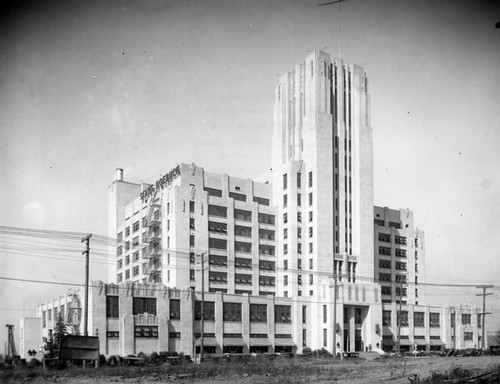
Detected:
left=476, top=285, right=493, bottom=350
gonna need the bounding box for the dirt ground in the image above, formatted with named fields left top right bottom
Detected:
left=4, top=355, right=500, bottom=384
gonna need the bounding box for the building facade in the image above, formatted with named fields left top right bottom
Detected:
left=374, top=206, right=426, bottom=305
left=108, top=164, right=277, bottom=297
left=22, top=282, right=481, bottom=358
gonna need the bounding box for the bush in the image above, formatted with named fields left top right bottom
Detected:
left=149, top=352, right=161, bottom=365
left=27, top=358, right=41, bottom=367
left=98, top=354, right=106, bottom=366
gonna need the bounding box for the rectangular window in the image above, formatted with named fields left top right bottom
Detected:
left=133, top=251, right=139, bottom=261
left=209, top=271, right=228, bottom=282
left=378, top=233, right=391, bottom=242
left=284, top=260, right=288, bottom=270
left=223, top=303, right=242, bottom=322
left=204, top=187, right=223, bottom=197
left=209, top=254, right=227, bottom=266
left=117, top=246, right=123, bottom=256
left=194, top=301, right=215, bottom=321
left=208, top=221, right=227, bottom=233
left=414, top=312, right=425, bottom=327
left=259, top=229, right=275, bottom=240
left=234, top=209, right=252, bottom=221
left=395, top=235, right=407, bottom=245
left=464, top=332, right=473, bottom=341
left=302, top=305, right=307, bottom=323
left=395, top=249, right=407, bottom=258
left=283, top=173, right=288, bottom=190
left=323, top=305, right=327, bottom=323
left=309, top=192, right=313, bottom=206
left=125, top=227, right=130, bottom=237
left=169, top=299, right=181, bottom=319
left=117, top=259, right=123, bottom=269
left=259, top=276, right=275, bottom=286
left=297, top=227, right=302, bottom=238
left=429, top=313, right=440, bottom=328
left=297, top=193, right=301, bottom=206
left=382, top=286, right=391, bottom=295
left=283, top=243, right=288, bottom=254
left=283, top=194, right=288, bottom=208
left=297, top=259, right=302, bottom=269
left=395, top=261, right=407, bottom=271
left=250, top=304, right=267, bottom=322
left=308, top=171, right=313, bottom=187
left=235, top=241, right=252, bottom=253
left=309, top=211, right=313, bottom=222
left=275, top=305, right=291, bottom=323
left=379, top=273, right=391, bottom=282
left=253, top=196, right=270, bottom=206
left=297, top=173, right=301, bottom=188
left=235, top=225, right=252, bottom=237
left=190, top=235, right=195, bottom=247
left=379, top=260, right=391, bottom=269
left=208, top=205, right=227, bottom=218
left=209, top=238, right=227, bottom=250
left=258, top=213, right=275, bottom=225
left=379, top=246, right=391, bottom=255
left=383, top=310, right=391, bottom=326
left=117, top=273, right=123, bottom=283
left=297, top=212, right=302, bottom=222
left=133, top=221, right=140, bottom=232
left=125, top=269, right=130, bottom=279
left=235, top=258, right=252, bottom=269
left=309, top=227, right=313, bottom=238
left=259, top=260, right=275, bottom=271
left=283, top=212, right=288, bottom=224
left=228, top=191, right=248, bottom=202
left=283, top=275, right=288, bottom=286
left=323, top=329, right=327, bottom=347
left=462, top=314, right=471, bottom=325
left=135, top=326, right=158, bottom=338
left=133, top=266, right=139, bottom=276
left=309, top=274, right=313, bottom=285
left=133, top=298, right=157, bottom=315
left=309, top=243, right=313, bottom=253
left=259, top=244, right=275, bottom=256
left=189, top=200, right=195, bottom=213
left=189, top=218, right=195, bottom=229
left=477, top=314, right=482, bottom=328
left=398, top=311, right=408, bottom=326
left=106, top=296, right=119, bottom=318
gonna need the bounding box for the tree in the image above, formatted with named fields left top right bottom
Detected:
left=491, top=330, right=500, bottom=346
left=53, top=313, right=71, bottom=346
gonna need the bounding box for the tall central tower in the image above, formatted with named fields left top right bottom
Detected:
left=271, top=50, right=374, bottom=298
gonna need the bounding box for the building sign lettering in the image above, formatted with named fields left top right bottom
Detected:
left=140, top=165, right=181, bottom=203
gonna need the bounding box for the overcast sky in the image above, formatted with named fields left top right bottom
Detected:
left=1, top=0, right=499, bottom=349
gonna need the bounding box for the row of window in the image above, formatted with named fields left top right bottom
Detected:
left=107, top=297, right=292, bottom=324
left=283, top=274, right=313, bottom=286
left=208, top=272, right=276, bottom=286
left=203, top=187, right=270, bottom=206
left=208, top=206, right=275, bottom=225
left=283, top=171, right=313, bottom=191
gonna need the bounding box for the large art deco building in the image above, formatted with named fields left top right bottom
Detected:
left=19, top=51, right=483, bottom=359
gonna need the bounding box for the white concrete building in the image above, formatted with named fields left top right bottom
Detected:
left=374, top=206, right=426, bottom=305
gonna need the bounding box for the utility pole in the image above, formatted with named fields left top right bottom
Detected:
left=396, top=272, right=407, bottom=353
left=197, top=251, right=207, bottom=363
left=81, top=234, right=92, bottom=337
left=329, top=271, right=342, bottom=360
left=476, top=285, right=493, bottom=351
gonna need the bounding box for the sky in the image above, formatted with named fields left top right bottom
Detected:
left=0, top=0, right=499, bottom=350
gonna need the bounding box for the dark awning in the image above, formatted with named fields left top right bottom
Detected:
left=196, top=337, right=219, bottom=346
left=249, top=338, right=272, bottom=346
left=274, top=338, right=296, bottom=347
left=429, top=339, right=445, bottom=346
left=399, top=339, right=413, bottom=346
left=414, top=339, right=428, bottom=346
left=223, top=338, right=246, bottom=346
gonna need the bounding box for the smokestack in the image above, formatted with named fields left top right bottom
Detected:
left=116, top=168, right=123, bottom=181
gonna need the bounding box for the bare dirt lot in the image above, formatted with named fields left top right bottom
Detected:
left=3, top=355, right=499, bottom=384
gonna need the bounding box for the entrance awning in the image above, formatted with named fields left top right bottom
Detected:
left=414, top=339, right=428, bottom=346
left=249, top=338, right=272, bottom=346
left=196, top=337, right=219, bottom=346
left=274, top=338, right=296, bottom=347
left=223, top=338, right=245, bottom=346
left=399, top=339, right=413, bottom=346
left=429, top=339, right=445, bottom=346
